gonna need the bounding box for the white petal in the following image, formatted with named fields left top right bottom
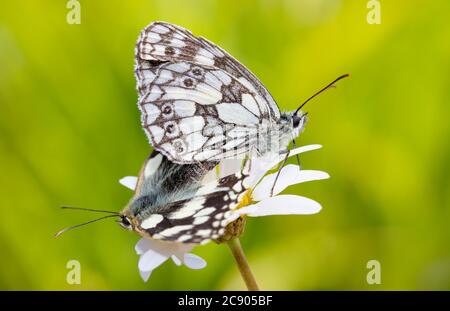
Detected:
left=225, top=212, right=241, bottom=223
left=246, top=195, right=322, bottom=217
left=135, top=239, right=199, bottom=281
left=183, top=253, right=207, bottom=270
left=252, top=164, right=300, bottom=201
left=288, top=144, right=323, bottom=158
left=248, top=144, right=323, bottom=186
left=119, top=176, right=138, bottom=190
left=247, top=155, right=278, bottom=187
left=292, top=170, right=330, bottom=184
left=252, top=167, right=330, bottom=201
left=139, top=269, right=152, bottom=282
left=171, top=255, right=182, bottom=266
left=227, top=204, right=258, bottom=222
left=136, top=238, right=194, bottom=257
left=138, top=249, right=169, bottom=272
left=135, top=238, right=152, bottom=255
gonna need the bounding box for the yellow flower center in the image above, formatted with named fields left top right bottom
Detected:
left=234, top=189, right=254, bottom=210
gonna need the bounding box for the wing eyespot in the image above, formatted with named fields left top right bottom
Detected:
left=173, top=139, right=186, bottom=154
left=164, top=121, right=179, bottom=137
left=161, top=103, right=174, bottom=116
left=191, top=67, right=204, bottom=77
left=183, top=78, right=194, bottom=87
left=165, top=46, right=175, bottom=56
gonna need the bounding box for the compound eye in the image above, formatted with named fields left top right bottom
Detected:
left=292, top=115, right=301, bottom=128
left=293, top=113, right=307, bottom=128
left=120, top=216, right=132, bottom=230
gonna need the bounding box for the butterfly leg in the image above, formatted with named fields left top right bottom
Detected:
left=270, top=150, right=290, bottom=197
left=292, top=139, right=302, bottom=170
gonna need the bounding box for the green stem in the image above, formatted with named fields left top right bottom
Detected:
left=227, top=238, right=259, bottom=291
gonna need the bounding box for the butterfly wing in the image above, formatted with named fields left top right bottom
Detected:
left=134, top=162, right=251, bottom=244
left=139, top=61, right=274, bottom=163
left=136, top=21, right=280, bottom=118
left=135, top=21, right=281, bottom=163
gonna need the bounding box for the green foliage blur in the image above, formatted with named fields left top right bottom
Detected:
left=0, top=0, right=449, bottom=290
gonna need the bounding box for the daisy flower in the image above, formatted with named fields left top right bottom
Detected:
left=119, top=144, right=329, bottom=282
left=224, top=144, right=329, bottom=223
left=120, top=177, right=207, bottom=282
left=135, top=238, right=206, bottom=282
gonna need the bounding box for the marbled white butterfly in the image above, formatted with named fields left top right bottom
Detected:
left=57, top=21, right=345, bottom=244
left=117, top=151, right=250, bottom=244
left=58, top=151, right=250, bottom=244
left=135, top=21, right=347, bottom=164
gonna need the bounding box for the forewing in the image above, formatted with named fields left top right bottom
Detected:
left=135, top=21, right=280, bottom=120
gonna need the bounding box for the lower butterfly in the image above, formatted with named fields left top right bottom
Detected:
left=57, top=152, right=250, bottom=244
left=118, top=151, right=251, bottom=244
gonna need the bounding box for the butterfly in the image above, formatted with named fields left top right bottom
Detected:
left=57, top=150, right=251, bottom=244
left=134, top=21, right=347, bottom=164
left=117, top=151, right=251, bottom=244
left=57, top=22, right=345, bottom=243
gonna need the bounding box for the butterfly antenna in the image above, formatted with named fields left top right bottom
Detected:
left=294, top=73, right=349, bottom=116
left=54, top=214, right=118, bottom=238
left=60, top=205, right=119, bottom=215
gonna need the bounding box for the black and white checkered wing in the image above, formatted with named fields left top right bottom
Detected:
left=136, top=164, right=251, bottom=244
left=139, top=61, right=272, bottom=163
left=135, top=21, right=281, bottom=164
left=136, top=21, right=279, bottom=117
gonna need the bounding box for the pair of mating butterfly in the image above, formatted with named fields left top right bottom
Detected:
left=57, top=21, right=347, bottom=244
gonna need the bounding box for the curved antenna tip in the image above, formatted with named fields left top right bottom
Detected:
left=294, top=73, right=350, bottom=115
left=53, top=214, right=118, bottom=238
left=54, top=230, right=64, bottom=238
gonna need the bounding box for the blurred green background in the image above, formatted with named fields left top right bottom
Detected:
left=1, top=0, right=449, bottom=290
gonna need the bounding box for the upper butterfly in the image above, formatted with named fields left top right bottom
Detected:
left=135, top=21, right=313, bottom=164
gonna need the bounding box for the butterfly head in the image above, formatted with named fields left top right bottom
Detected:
left=119, top=213, right=133, bottom=230
left=119, top=195, right=158, bottom=235
left=118, top=208, right=157, bottom=240
left=279, top=111, right=308, bottom=141
left=119, top=203, right=146, bottom=233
